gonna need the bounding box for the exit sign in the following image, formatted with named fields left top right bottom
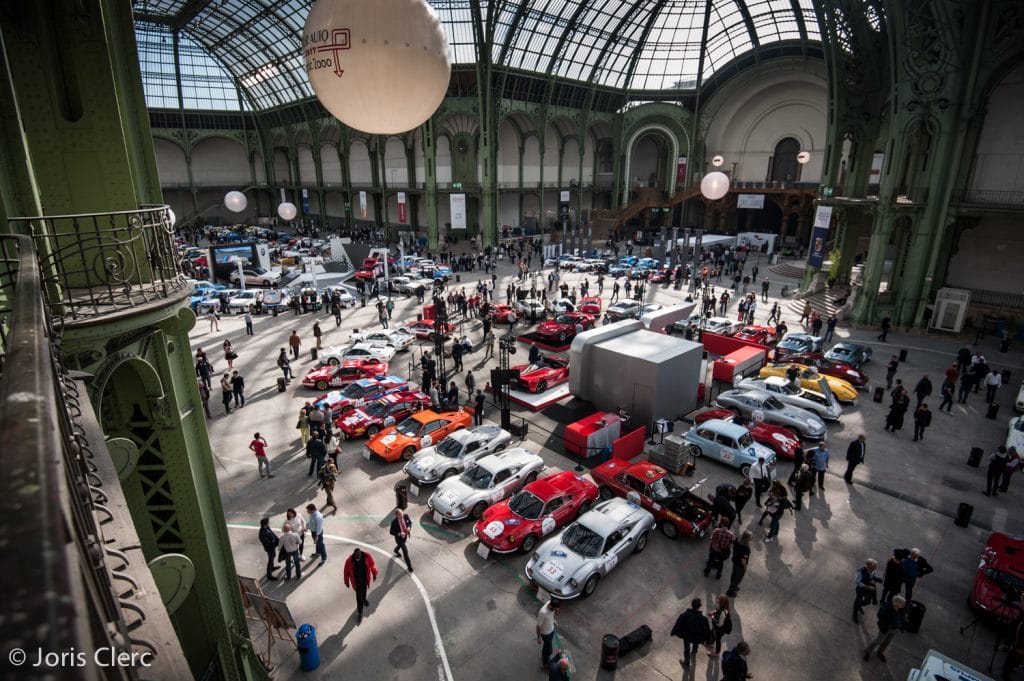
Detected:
left=452, top=182, right=462, bottom=189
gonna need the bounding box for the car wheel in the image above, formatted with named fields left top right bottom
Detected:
left=402, top=446, right=417, bottom=461
left=470, top=501, right=488, bottom=519
left=582, top=574, right=600, bottom=598
left=263, top=279, right=271, bottom=287
left=536, top=381, right=548, bottom=394
left=634, top=531, right=649, bottom=553
left=428, top=332, right=438, bottom=342
left=660, top=521, right=679, bottom=539
left=740, top=463, right=752, bottom=478
left=366, top=425, right=380, bottom=437
left=328, top=357, right=340, bottom=366
left=316, top=380, right=328, bottom=390
left=558, top=331, right=567, bottom=343
left=525, top=471, right=538, bottom=484
left=598, top=486, right=614, bottom=501
left=341, top=405, right=354, bottom=414
left=519, top=534, right=538, bottom=554
left=442, top=468, right=458, bottom=480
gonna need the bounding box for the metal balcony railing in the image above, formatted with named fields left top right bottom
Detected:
left=7, top=206, right=189, bottom=323
left=951, top=189, right=1024, bottom=208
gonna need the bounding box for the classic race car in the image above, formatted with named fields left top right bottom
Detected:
left=472, top=471, right=599, bottom=554
left=490, top=304, right=515, bottom=323
left=515, top=298, right=547, bottom=320
left=319, top=343, right=396, bottom=365
left=714, top=389, right=829, bottom=440
left=337, top=390, right=430, bottom=439
left=404, top=319, right=454, bottom=341
left=733, top=325, right=778, bottom=345
left=693, top=409, right=801, bottom=460
left=427, top=448, right=545, bottom=522
left=785, top=352, right=869, bottom=388
left=525, top=497, right=656, bottom=599
left=703, top=317, right=744, bottom=336
left=316, top=375, right=408, bottom=418
left=758, top=364, right=859, bottom=403
left=364, top=408, right=471, bottom=462
left=970, top=532, right=1024, bottom=621
left=591, top=460, right=714, bottom=539
left=1006, top=415, right=1024, bottom=452
left=403, top=424, right=513, bottom=485
left=535, top=313, right=595, bottom=344
left=579, top=296, right=602, bottom=315
left=681, top=419, right=777, bottom=477
left=302, top=359, right=389, bottom=390
left=775, top=333, right=824, bottom=357
left=735, top=376, right=843, bottom=421
left=824, top=341, right=873, bottom=367
left=351, top=328, right=415, bottom=352
left=511, top=356, right=570, bottom=393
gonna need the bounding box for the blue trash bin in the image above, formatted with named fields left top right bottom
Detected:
left=296, top=623, right=320, bottom=671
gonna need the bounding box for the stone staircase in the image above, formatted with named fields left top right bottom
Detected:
left=769, top=260, right=861, bottom=320
left=590, top=185, right=705, bottom=241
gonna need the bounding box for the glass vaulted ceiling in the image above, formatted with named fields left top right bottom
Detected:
left=132, top=0, right=821, bottom=111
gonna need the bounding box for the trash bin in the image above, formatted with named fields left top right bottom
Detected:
left=955, top=503, right=974, bottom=528
left=769, top=253, right=780, bottom=265
left=311, top=348, right=318, bottom=361
left=394, top=482, right=409, bottom=510
left=600, top=634, right=620, bottom=671
left=277, top=377, right=287, bottom=393
left=968, top=447, right=984, bottom=468
left=899, top=349, right=908, bottom=362
left=987, top=402, right=1000, bottom=420
left=455, top=274, right=461, bottom=283
left=873, top=386, right=885, bottom=403
left=296, top=624, right=320, bottom=671
left=904, top=600, right=926, bottom=633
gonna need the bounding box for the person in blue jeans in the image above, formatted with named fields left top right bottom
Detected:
left=280, top=524, right=302, bottom=580
left=813, top=441, right=830, bottom=490
left=306, top=504, right=326, bottom=563
left=536, top=599, right=560, bottom=670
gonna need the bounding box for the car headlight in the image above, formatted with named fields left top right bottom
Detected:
left=807, top=419, right=819, bottom=428
left=533, top=552, right=540, bottom=562
left=569, top=578, right=579, bottom=588
left=457, top=503, right=465, bottom=511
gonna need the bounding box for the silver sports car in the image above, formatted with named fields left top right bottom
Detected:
left=427, top=448, right=544, bottom=522
left=714, top=389, right=829, bottom=440
left=734, top=376, right=843, bottom=421
left=403, top=424, right=513, bottom=485
left=524, top=497, right=656, bottom=599
left=825, top=341, right=873, bottom=367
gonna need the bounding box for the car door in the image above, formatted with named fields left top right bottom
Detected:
left=460, top=439, right=482, bottom=464
left=539, top=496, right=566, bottom=536
left=491, top=467, right=516, bottom=503
left=715, top=433, right=739, bottom=467
left=621, top=474, right=653, bottom=510
left=695, top=428, right=721, bottom=462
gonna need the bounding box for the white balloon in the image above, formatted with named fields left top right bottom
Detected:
left=700, top=171, right=730, bottom=201
left=303, top=0, right=451, bottom=134
left=167, top=207, right=176, bottom=227
left=278, top=202, right=298, bottom=221
left=224, top=191, right=247, bottom=213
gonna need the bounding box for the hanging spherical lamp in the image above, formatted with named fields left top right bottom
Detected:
left=302, top=0, right=451, bottom=135
left=700, top=172, right=730, bottom=201
left=224, top=191, right=247, bottom=213
left=278, top=202, right=298, bottom=221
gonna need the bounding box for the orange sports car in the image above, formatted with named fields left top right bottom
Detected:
left=363, top=409, right=471, bottom=462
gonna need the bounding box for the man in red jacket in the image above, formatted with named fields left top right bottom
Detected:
left=343, top=548, right=378, bottom=624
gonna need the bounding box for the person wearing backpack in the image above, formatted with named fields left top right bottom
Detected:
left=721, top=641, right=752, bottom=680
left=706, top=594, right=733, bottom=657
left=671, top=598, right=712, bottom=668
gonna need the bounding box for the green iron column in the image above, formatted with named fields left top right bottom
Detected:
left=422, top=117, right=439, bottom=249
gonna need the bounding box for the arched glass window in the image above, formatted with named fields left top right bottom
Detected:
left=771, top=137, right=801, bottom=182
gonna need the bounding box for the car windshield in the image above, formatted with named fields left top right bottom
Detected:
left=1015, top=420, right=1024, bottom=433
left=737, top=433, right=755, bottom=448
left=764, top=396, right=785, bottom=410
left=561, top=522, right=604, bottom=558
left=649, top=476, right=684, bottom=502
left=555, top=315, right=573, bottom=324
left=436, top=438, right=464, bottom=458
left=395, top=417, right=422, bottom=437
left=342, top=383, right=367, bottom=398
left=459, top=466, right=493, bottom=489
left=363, top=401, right=388, bottom=417
left=509, top=491, right=544, bottom=520
left=780, top=383, right=800, bottom=395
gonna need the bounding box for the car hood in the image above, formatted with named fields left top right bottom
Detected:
left=430, top=477, right=489, bottom=512
left=476, top=506, right=526, bottom=540
left=304, top=367, right=333, bottom=380
left=407, top=447, right=456, bottom=476
left=530, top=537, right=592, bottom=586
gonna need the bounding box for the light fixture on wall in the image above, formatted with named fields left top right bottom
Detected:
left=277, top=202, right=298, bottom=221
left=224, top=190, right=247, bottom=213
left=700, top=172, right=730, bottom=201
left=166, top=208, right=176, bottom=227
left=797, top=151, right=811, bottom=165
left=711, top=155, right=725, bottom=167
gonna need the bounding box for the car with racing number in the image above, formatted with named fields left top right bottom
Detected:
left=337, top=390, right=430, bottom=439
left=735, top=376, right=844, bottom=421
left=318, top=343, right=396, bottom=365
left=301, top=358, right=389, bottom=390
left=403, top=424, right=513, bottom=484
left=314, top=375, right=408, bottom=418
left=775, top=333, right=824, bottom=358
left=733, top=325, right=778, bottom=345
left=511, top=355, right=570, bottom=393
left=472, top=471, right=599, bottom=555
left=714, top=389, right=829, bottom=440
left=590, top=460, right=714, bottom=539
left=427, top=448, right=545, bottom=522
left=784, top=352, right=869, bottom=388
left=514, top=298, right=547, bottom=321
left=404, top=319, right=454, bottom=341
left=970, top=532, right=1024, bottom=621
left=364, top=408, right=471, bottom=462
left=692, top=409, right=801, bottom=460
left=1006, top=415, right=1024, bottom=452
left=351, top=328, right=414, bottom=352
left=681, top=419, right=777, bottom=477
left=525, top=497, right=656, bottom=599
left=757, top=363, right=859, bottom=403
left=824, top=341, right=873, bottom=367
left=703, top=317, right=744, bottom=336
left=535, top=313, right=595, bottom=344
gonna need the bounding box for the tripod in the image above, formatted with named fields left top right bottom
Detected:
left=958, top=594, right=1020, bottom=674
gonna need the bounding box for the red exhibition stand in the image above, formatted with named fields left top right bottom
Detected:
left=564, top=412, right=622, bottom=458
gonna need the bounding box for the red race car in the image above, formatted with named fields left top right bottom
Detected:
left=314, top=376, right=408, bottom=417
left=491, top=304, right=515, bottom=323
left=970, top=532, right=1024, bottom=621
left=472, top=471, right=599, bottom=554
left=353, top=267, right=379, bottom=281
left=337, top=389, right=430, bottom=439
left=734, top=325, right=778, bottom=346
left=535, top=312, right=595, bottom=344
left=404, top=319, right=454, bottom=341
left=302, top=359, right=388, bottom=390
left=511, top=355, right=570, bottom=393
left=591, top=460, right=714, bottom=539
left=785, top=352, right=869, bottom=387
left=693, top=408, right=801, bottom=460
left=579, top=296, right=602, bottom=315
left=647, top=268, right=671, bottom=283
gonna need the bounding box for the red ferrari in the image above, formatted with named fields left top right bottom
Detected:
left=511, top=356, right=570, bottom=393
left=353, top=267, right=378, bottom=281
left=535, top=312, right=595, bottom=344
left=404, top=319, right=454, bottom=340
left=693, top=409, right=801, bottom=459
left=491, top=304, right=515, bottom=323
left=970, top=532, right=1024, bottom=621
left=734, top=325, right=778, bottom=346
left=579, top=296, right=602, bottom=315
left=785, top=352, right=869, bottom=387
left=302, top=359, right=388, bottom=390
left=472, top=471, right=599, bottom=554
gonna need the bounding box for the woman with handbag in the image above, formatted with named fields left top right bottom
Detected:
left=706, top=594, right=733, bottom=657
left=223, top=339, right=237, bottom=369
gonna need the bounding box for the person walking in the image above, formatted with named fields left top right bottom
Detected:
left=451, top=340, right=463, bottom=372
left=911, top=403, right=932, bottom=442
left=844, top=435, right=866, bottom=483
left=706, top=594, right=732, bottom=657
left=793, top=464, right=814, bottom=510
left=219, top=373, right=233, bottom=414
left=799, top=301, right=811, bottom=325
left=249, top=432, right=273, bottom=478
left=913, top=375, right=932, bottom=407
left=721, top=641, right=752, bottom=681
left=862, top=595, right=907, bottom=662
left=762, top=487, right=792, bottom=543
left=880, top=550, right=906, bottom=603
left=197, top=378, right=211, bottom=418
left=313, top=321, right=323, bottom=349
left=824, top=314, right=838, bottom=343
left=342, top=548, right=378, bottom=624
left=318, top=460, right=338, bottom=513
left=985, top=368, right=1003, bottom=404
left=306, top=503, right=326, bottom=563
left=704, top=519, right=735, bottom=579
left=885, top=388, right=910, bottom=433
left=853, top=558, right=882, bottom=623
left=258, top=517, right=279, bottom=581
left=878, top=316, right=892, bottom=342
left=243, top=309, right=254, bottom=335
left=726, top=532, right=752, bottom=598
left=280, top=523, right=302, bottom=580
left=671, top=598, right=712, bottom=669
left=733, top=480, right=753, bottom=524
left=547, top=650, right=571, bottom=681
left=231, top=370, right=245, bottom=407
left=812, top=440, right=830, bottom=490
left=483, top=331, right=495, bottom=360
left=986, top=446, right=1010, bottom=497
left=885, top=355, right=899, bottom=389
left=957, top=370, right=974, bottom=404
left=750, top=456, right=771, bottom=507
left=306, top=433, right=327, bottom=478
left=195, top=351, right=214, bottom=390
left=288, top=330, right=301, bottom=360
left=939, top=378, right=955, bottom=413
left=473, top=389, right=485, bottom=426
left=277, top=348, right=292, bottom=382
left=761, top=279, right=770, bottom=303
left=536, top=598, right=561, bottom=671
left=296, top=405, right=311, bottom=447
left=206, top=309, right=220, bottom=332
left=1000, top=446, right=1020, bottom=494
left=390, top=508, right=414, bottom=572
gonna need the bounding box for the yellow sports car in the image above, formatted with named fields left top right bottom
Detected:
left=759, top=363, right=859, bottom=403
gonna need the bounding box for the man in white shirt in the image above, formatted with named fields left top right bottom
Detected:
left=306, top=504, right=326, bottom=563
left=280, top=524, right=302, bottom=580
left=985, top=369, right=1003, bottom=404
left=750, top=456, right=771, bottom=507
left=536, top=599, right=560, bottom=670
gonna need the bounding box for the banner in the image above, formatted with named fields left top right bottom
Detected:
left=736, top=194, right=765, bottom=209
left=301, top=188, right=310, bottom=214
left=869, top=153, right=885, bottom=185
left=807, top=205, right=834, bottom=268
left=559, top=190, right=570, bottom=203
left=397, top=192, right=407, bottom=224
left=450, top=193, right=466, bottom=230
left=676, top=156, right=687, bottom=185
left=359, top=190, right=367, bottom=219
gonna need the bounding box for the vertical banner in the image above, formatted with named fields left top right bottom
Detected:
left=676, top=156, right=687, bottom=185
left=806, top=205, right=834, bottom=268
left=869, top=153, right=885, bottom=185
left=559, top=190, right=570, bottom=234
left=450, top=193, right=467, bottom=229
left=279, top=188, right=286, bottom=204
left=359, top=191, right=367, bottom=218
left=301, top=188, right=310, bottom=214
left=397, top=192, right=407, bottom=224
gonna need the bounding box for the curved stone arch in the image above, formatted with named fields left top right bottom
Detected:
left=737, top=98, right=822, bottom=153
left=621, top=123, right=680, bottom=204
left=152, top=132, right=186, bottom=152
left=95, top=355, right=168, bottom=435
left=498, top=110, right=540, bottom=140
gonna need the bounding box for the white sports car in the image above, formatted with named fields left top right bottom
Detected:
left=352, top=328, right=415, bottom=352
left=403, top=424, right=513, bottom=485
left=734, top=376, right=843, bottom=421
left=525, top=497, right=656, bottom=599
left=427, top=448, right=544, bottom=522
left=715, top=389, right=829, bottom=440
left=320, top=343, right=396, bottom=365
left=1006, top=416, right=1024, bottom=452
